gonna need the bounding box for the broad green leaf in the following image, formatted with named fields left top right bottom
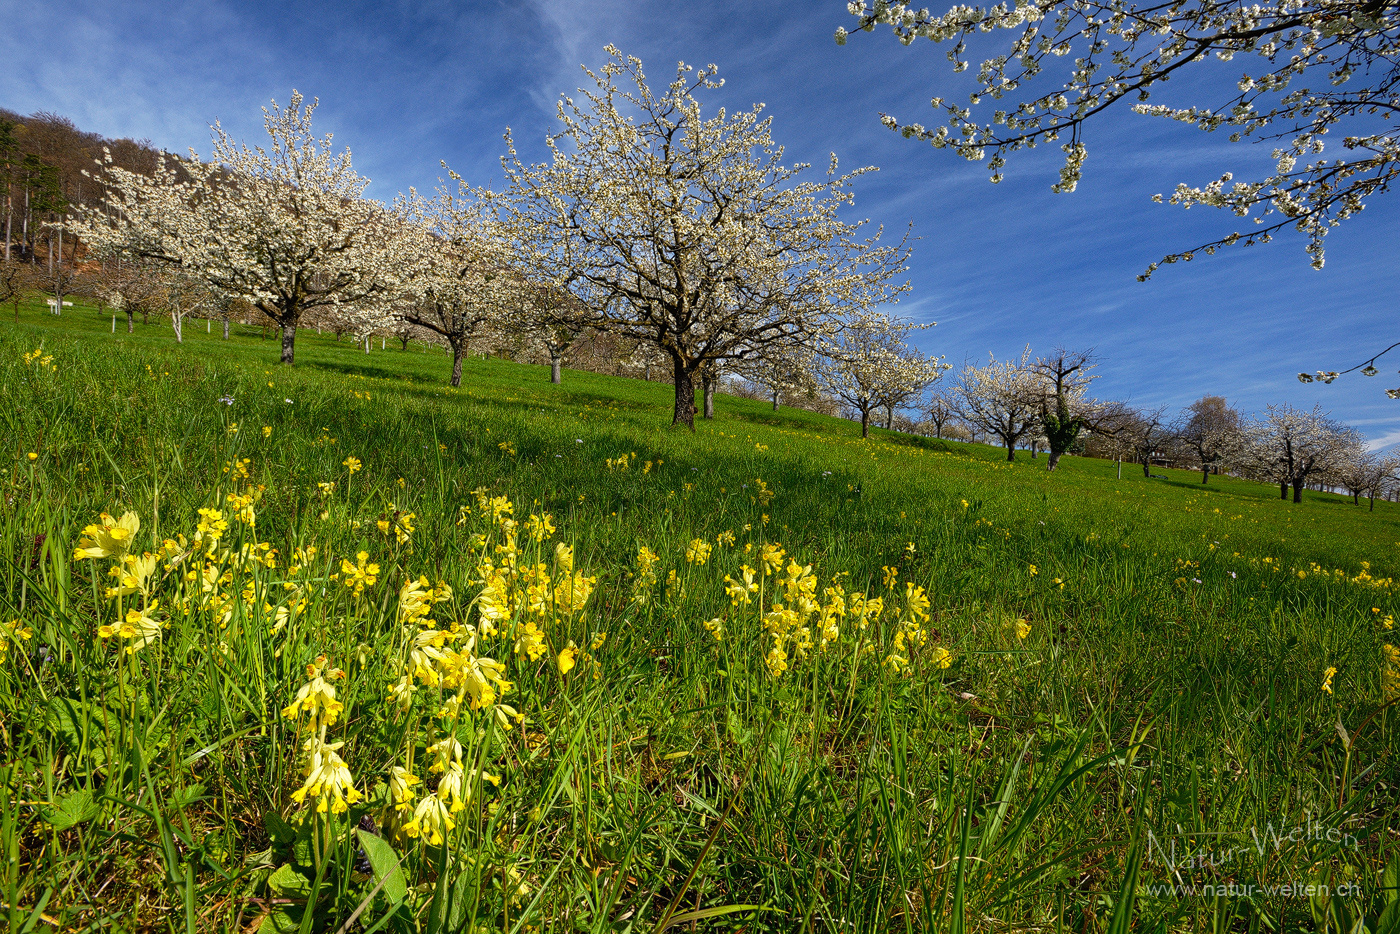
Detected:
left=40, top=788, right=98, bottom=830
left=356, top=829, right=407, bottom=905
left=268, top=863, right=312, bottom=900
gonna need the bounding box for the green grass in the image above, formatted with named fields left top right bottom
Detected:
left=1, top=293, right=1397, bottom=933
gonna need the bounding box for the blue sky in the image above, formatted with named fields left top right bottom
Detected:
left=5, top=0, right=1398, bottom=443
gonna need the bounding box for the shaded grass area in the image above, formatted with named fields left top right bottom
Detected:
left=0, top=294, right=1396, bottom=932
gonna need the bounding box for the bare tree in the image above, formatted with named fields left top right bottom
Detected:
left=1029, top=348, right=1099, bottom=471
left=925, top=391, right=959, bottom=439
left=1176, top=396, right=1244, bottom=484
left=0, top=258, right=31, bottom=322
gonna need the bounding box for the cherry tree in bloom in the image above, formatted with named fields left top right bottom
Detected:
left=71, top=92, right=419, bottom=364
left=818, top=313, right=948, bottom=438
left=839, top=0, right=1399, bottom=275
left=499, top=46, right=911, bottom=429
left=954, top=347, right=1043, bottom=460
left=736, top=344, right=819, bottom=412
left=1243, top=403, right=1358, bottom=502
left=398, top=179, right=518, bottom=387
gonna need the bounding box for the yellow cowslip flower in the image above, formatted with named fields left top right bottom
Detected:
left=477, top=570, right=514, bottom=628
left=97, top=601, right=163, bottom=654
left=554, top=572, right=597, bottom=617
left=407, top=629, right=453, bottom=686
left=74, top=511, right=141, bottom=561
left=398, top=576, right=437, bottom=626
left=1028, top=564, right=1038, bottom=576
left=0, top=619, right=34, bottom=658
left=291, top=735, right=361, bottom=815
left=282, top=655, right=346, bottom=725
left=226, top=491, right=258, bottom=527
left=554, top=543, right=574, bottom=573
left=881, top=566, right=899, bottom=589
left=393, top=513, right=416, bottom=544
left=703, top=618, right=725, bottom=642
left=26, top=452, right=37, bottom=462
left=590, top=631, right=607, bottom=651
left=105, top=552, right=158, bottom=600
left=526, top=513, right=556, bottom=543
left=441, top=649, right=512, bottom=711
left=343, top=456, right=362, bottom=474
left=716, top=530, right=736, bottom=547
left=387, top=672, right=417, bottom=710
left=1382, top=645, right=1399, bottom=701
left=1321, top=665, right=1337, bottom=694
left=557, top=641, right=578, bottom=675
left=195, top=508, right=229, bottom=547
left=685, top=538, right=712, bottom=566
left=904, top=582, right=931, bottom=622
left=262, top=426, right=272, bottom=438
left=341, top=551, right=380, bottom=595
left=905, top=542, right=917, bottom=554
left=514, top=622, right=547, bottom=662
left=759, top=543, right=786, bottom=576
left=930, top=646, right=953, bottom=669
left=404, top=794, right=455, bottom=845
left=484, top=495, right=514, bottom=523
left=317, top=481, right=336, bottom=496
left=724, top=565, right=759, bottom=606
left=1015, top=619, right=1031, bottom=640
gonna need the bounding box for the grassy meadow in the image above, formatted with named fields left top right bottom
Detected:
left=1, top=294, right=1397, bottom=933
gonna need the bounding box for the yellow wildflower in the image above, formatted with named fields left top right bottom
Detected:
left=557, top=640, right=578, bottom=675
left=74, top=511, right=141, bottom=561
left=685, top=538, right=712, bottom=566
left=343, top=456, right=362, bottom=474
left=1321, top=665, right=1337, bottom=695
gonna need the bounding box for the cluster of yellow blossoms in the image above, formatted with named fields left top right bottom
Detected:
left=284, top=655, right=361, bottom=815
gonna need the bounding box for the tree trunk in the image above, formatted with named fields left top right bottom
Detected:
left=401, top=336, right=409, bottom=350
left=1292, top=479, right=1304, bottom=503
left=1046, top=450, right=1063, bottom=471
left=1030, top=442, right=1038, bottom=459
left=223, top=319, right=229, bottom=339
left=1142, top=459, right=1151, bottom=478
left=1369, top=494, right=1375, bottom=512
left=126, top=309, right=134, bottom=333
left=1004, top=439, right=1016, bottom=461
left=1202, top=467, right=1210, bottom=484
left=672, top=364, right=697, bottom=430
left=280, top=322, right=297, bottom=364
left=860, top=408, right=871, bottom=438
left=1280, top=481, right=1288, bottom=500
left=1353, top=492, right=1360, bottom=506
left=772, top=389, right=779, bottom=411
left=884, top=406, right=894, bottom=430
left=551, top=354, right=562, bottom=385
left=703, top=376, right=715, bottom=419
left=172, top=311, right=182, bottom=343
left=451, top=344, right=464, bottom=388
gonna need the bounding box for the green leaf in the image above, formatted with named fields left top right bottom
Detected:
left=268, top=863, right=312, bottom=900
left=1384, top=856, right=1399, bottom=905
left=355, top=829, right=407, bottom=905
left=40, top=788, right=98, bottom=831
left=264, top=810, right=297, bottom=848
left=170, top=783, right=206, bottom=810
